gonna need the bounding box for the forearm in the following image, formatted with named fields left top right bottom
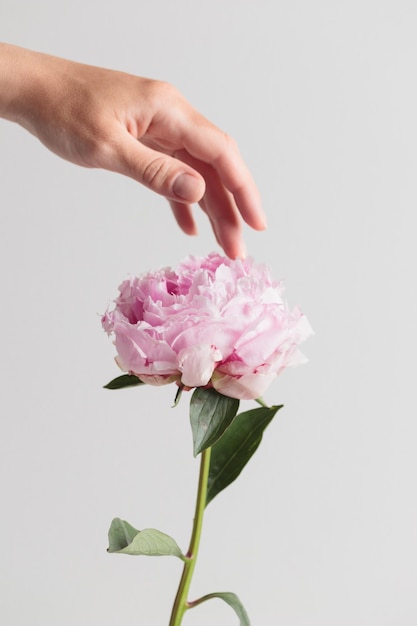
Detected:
left=0, top=43, right=73, bottom=132
left=0, top=43, right=36, bottom=122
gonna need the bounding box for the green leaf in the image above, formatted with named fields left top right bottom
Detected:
left=103, top=374, right=144, bottom=390
left=107, top=518, right=183, bottom=558
left=206, top=404, right=283, bottom=506
left=190, top=591, right=250, bottom=626
left=190, top=388, right=240, bottom=456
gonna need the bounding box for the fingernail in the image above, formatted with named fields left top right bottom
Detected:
left=173, top=173, right=199, bottom=201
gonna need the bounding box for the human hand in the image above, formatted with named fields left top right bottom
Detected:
left=0, top=44, right=266, bottom=258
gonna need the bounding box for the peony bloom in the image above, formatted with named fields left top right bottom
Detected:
left=102, top=253, right=312, bottom=400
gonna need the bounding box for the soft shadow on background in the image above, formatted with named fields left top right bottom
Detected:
left=1, top=1, right=416, bottom=624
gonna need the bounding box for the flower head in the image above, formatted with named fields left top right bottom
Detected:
left=102, top=253, right=312, bottom=400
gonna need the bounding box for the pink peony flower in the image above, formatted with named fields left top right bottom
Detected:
left=102, top=253, right=313, bottom=400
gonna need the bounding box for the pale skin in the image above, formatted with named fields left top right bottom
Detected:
left=0, top=43, right=266, bottom=258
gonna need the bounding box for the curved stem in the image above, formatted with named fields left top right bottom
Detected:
left=169, top=447, right=212, bottom=626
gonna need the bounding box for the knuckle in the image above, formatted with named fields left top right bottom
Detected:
left=141, top=155, right=172, bottom=189
left=146, top=79, right=181, bottom=105
left=221, top=131, right=237, bottom=152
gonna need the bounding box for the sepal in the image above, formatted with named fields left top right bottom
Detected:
left=103, top=374, right=144, bottom=390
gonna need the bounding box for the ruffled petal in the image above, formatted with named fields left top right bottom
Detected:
left=178, top=344, right=222, bottom=388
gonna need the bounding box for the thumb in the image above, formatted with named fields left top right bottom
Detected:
left=112, top=134, right=206, bottom=203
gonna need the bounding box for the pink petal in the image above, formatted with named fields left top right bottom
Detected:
left=211, top=370, right=276, bottom=400
left=178, top=344, right=222, bottom=388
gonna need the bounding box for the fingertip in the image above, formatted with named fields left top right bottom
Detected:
left=249, top=207, right=268, bottom=231
left=218, top=233, right=247, bottom=260
left=230, top=241, right=247, bottom=260
left=259, top=206, right=268, bottom=229
left=233, top=187, right=267, bottom=231
left=248, top=213, right=267, bottom=232
left=185, top=223, right=199, bottom=236
left=257, top=215, right=268, bottom=230
left=169, top=200, right=199, bottom=236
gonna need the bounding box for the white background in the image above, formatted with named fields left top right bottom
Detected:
left=1, top=1, right=416, bottom=625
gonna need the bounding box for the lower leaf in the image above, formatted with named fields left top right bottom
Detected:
left=189, top=591, right=250, bottom=626
left=107, top=518, right=184, bottom=558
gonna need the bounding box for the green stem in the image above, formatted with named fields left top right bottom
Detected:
left=169, top=447, right=212, bottom=626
